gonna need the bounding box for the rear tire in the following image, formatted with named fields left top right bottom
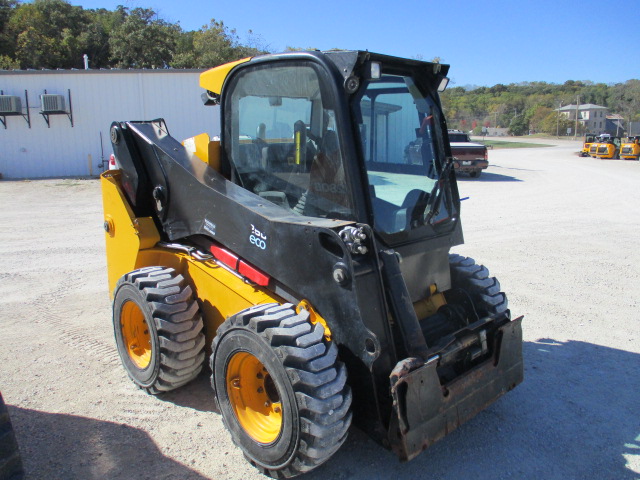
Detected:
left=0, top=393, right=24, bottom=480
left=211, top=303, right=352, bottom=478
left=113, top=267, right=205, bottom=394
left=449, top=254, right=508, bottom=317
left=469, top=170, right=481, bottom=178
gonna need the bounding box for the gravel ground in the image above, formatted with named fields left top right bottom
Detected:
left=1, top=139, right=638, bottom=480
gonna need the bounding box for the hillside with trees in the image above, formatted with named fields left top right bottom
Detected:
left=441, top=80, right=640, bottom=136
left=1, top=0, right=638, bottom=135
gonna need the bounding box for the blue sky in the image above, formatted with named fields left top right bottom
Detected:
left=69, top=0, right=639, bottom=87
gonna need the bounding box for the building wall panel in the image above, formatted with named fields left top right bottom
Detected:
left=0, top=70, right=220, bottom=178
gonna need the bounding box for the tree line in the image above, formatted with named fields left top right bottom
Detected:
left=1, top=0, right=638, bottom=137
left=441, top=79, right=640, bottom=136
left=0, top=0, right=267, bottom=70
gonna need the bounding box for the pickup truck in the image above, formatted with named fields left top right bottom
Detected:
left=448, top=130, right=489, bottom=178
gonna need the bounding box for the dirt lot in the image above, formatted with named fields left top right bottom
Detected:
left=1, top=139, right=639, bottom=480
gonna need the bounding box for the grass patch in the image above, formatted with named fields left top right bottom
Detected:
left=46, top=179, right=84, bottom=187
left=479, top=140, right=554, bottom=149
left=55, top=182, right=82, bottom=187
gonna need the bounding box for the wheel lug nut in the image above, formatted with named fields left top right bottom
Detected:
left=264, top=401, right=270, bottom=407
left=257, top=387, right=264, bottom=393
left=256, top=372, right=263, bottom=379
left=231, top=377, right=240, bottom=388
left=274, top=406, right=281, bottom=413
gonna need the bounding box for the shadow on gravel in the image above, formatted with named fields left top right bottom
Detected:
left=456, top=170, right=523, bottom=182
left=156, top=370, right=219, bottom=414
left=7, top=406, right=210, bottom=480
left=76, top=340, right=638, bottom=480
left=303, top=339, right=639, bottom=480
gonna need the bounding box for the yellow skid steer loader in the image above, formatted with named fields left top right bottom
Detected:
left=102, top=50, right=523, bottom=477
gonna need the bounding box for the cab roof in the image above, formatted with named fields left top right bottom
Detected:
left=199, top=50, right=450, bottom=96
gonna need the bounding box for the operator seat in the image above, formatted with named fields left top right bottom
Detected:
left=296, top=130, right=351, bottom=217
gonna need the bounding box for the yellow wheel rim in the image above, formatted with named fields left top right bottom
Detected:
left=120, top=301, right=152, bottom=369
left=226, top=351, right=283, bottom=444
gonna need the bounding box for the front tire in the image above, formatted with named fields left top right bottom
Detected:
left=449, top=254, right=508, bottom=317
left=211, top=303, right=351, bottom=478
left=113, top=267, right=205, bottom=394
left=0, top=393, right=24, bottom=480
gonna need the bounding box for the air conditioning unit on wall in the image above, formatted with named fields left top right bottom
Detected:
left=0, top=95, right=22, bottom=114
left=40, top=94, right=66, bottom=113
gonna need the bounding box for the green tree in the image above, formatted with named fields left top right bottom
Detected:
left=180, top=19, right=266, bottom=69
left=539, top=111, right=572, bottom=135
left=0, top=0, right=18, bottom=58
left=508, top=114, right=528, bottom=136
left=79, top=7, right=126, bottom=68
left=608, top=80, right=640, bottom=134
left=8, top=0, right=88, bottom=68
left=109, top=7, right=180, bottom=68
left=528, top=105, right=552, bottom=133
left=0, top=54, right=19, bottom=69
left=171, top=30, right=197, bottom=68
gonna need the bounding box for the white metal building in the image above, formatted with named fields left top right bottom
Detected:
left=0, top=69, right=220, bottom=179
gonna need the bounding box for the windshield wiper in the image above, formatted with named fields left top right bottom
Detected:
left=423, top=156, right=454, bottom=225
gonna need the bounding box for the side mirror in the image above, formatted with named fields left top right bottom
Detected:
left=201, top=90, right=220, bottom=106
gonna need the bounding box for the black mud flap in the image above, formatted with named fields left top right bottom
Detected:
left=388, top=316, right=523, bottom=461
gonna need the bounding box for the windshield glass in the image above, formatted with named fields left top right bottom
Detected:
left=225, top=63, right=354, bottom=220
left=354, top=74, right=456, bottom=236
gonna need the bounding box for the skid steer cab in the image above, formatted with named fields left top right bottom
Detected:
left=590, top=134, right=622, bottom=159
left=620, top=136, right=640, bottom=160
left=102, top=50, right=523, bottom=478
left=580, top=133, right=597, bottom=157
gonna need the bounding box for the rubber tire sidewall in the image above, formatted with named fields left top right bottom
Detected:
left=113, top=283, right=161, bottom=388
left=213, top=328, right=300, bottom=470
left=0, top=393, right=24, bottom=480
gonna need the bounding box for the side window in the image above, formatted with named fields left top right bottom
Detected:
left=224, top=63, right=354, bottom=219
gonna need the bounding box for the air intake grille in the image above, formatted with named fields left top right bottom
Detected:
left=41, top=94, right=66, bottom=112
left=0, top=95, right=22, bottom=114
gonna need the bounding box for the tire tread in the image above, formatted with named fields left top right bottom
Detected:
left=114, top=267, right=205, bottom=394
left=212, top=303, right=351, bottom=478
left=449, top=254, right=508, bottom=316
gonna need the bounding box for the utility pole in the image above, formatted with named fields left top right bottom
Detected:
left=557, top=101, right=563, bottom=138
left=574, top=95, right=579, bottom=140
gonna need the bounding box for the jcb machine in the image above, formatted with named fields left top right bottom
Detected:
left=580, top=133, right=597, bottom=157
left=620, top=136, right=640, bottom=160
left=591, top=134, right=622, bottom=159
left=102, top=50, right=523, bottom=477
